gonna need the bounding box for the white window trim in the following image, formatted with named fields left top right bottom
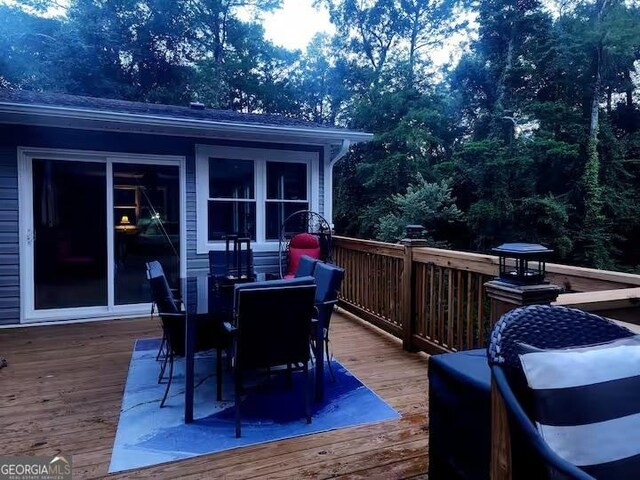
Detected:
left=196, top=144, right=320, bottom=253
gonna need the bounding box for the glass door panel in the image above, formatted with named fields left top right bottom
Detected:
left=113, top=163, right=180, bottom=305
left=32, top=159, right=107, bottom=309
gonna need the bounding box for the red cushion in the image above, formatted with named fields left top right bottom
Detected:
left=290, top=233, right=320, bottom=249
left=287, top=234, right=321, bottom=275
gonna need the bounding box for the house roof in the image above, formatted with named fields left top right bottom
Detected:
left=0, top=89, right=373, bottom=145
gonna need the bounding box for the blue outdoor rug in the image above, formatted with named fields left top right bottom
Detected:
left=109, top=338, right=400, bottom=473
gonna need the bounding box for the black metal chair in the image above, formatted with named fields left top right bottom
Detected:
left=146, top=260, right=182, bottom=362
left=148, top=268, right=231, bottom=407
left=230, top=283, right=317, bottom=437
left=487, top=305, right=635, bottom=480
left=312, top=262, right=345, bottom=381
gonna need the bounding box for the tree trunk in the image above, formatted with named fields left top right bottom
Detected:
left=495, top=26, right=515, bottom=115
left=626, top=71, right=634, bottom=108
left=582, top=0, right=609, bottom=269
left=589, top=46, right=602, bottom=140
left=407, top=7, right=420, bottom=88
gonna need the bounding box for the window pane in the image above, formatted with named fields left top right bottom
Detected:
left=267, top=162, right=307, bottom=200
left=33, top=159, right=107, bottom=309
left=208, top=200, right=256, bottom=240
left=209, top=158, right=254, bottom=199
left=266, top=202, right=309, bottom=240
left=113, top=163, right=180, bottom=306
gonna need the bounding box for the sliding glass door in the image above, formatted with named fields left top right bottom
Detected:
left=113, top=163, right=180, bottom=305
left=21, top=151, right=183, bottom=322
left=32, top=159, right=108, bottom=310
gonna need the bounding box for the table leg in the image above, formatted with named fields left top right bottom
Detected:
left=185, top=313, right=195, bottom=423
left=315, top=324, right=324, bottom=402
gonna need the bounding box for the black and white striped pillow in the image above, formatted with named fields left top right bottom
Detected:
left=519, top=335, right=640, bottom=479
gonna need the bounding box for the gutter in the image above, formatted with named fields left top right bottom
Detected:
left=324, top=139, right=355, bottom=226
left=329, top=139, right=352, bottom=166
left=0, top=102, right=374, bottom=144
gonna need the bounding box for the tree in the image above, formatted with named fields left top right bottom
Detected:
left=0, top=5, right=62, bottom=90
left=376, top=175, right=462, bottom=243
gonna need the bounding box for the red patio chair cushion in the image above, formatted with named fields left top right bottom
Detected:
left=287, top=233, right=320, bottom=276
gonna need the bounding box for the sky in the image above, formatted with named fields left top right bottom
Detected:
left=3, top=0, right=466, bottom=66
left=261, top=0, right=335, bottom=51
left=3, top=0, right=334, bottom=51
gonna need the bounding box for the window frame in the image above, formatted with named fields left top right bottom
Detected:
left=196, top=145, right=319, bottom=253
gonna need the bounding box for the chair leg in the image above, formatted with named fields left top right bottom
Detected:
left=156, top=333, right=167, bottom=362
left=158, top=347, right=169, bottom=384
left=226, top=347, right=233, bottom=371
left=160, top=352, right=174, bottom=408
left=304, top=362, right=311, bottom=424
left=217, top=348, right=223, bottom=402
left=325, top=336, right=335, bottom=382
left=235, top=369, right=242, bottom=438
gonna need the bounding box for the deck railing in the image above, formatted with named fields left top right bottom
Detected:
left=333, top=235, right=640, bottom=354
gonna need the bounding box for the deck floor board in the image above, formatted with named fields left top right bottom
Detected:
left=0, top=311, right=429, bottom=479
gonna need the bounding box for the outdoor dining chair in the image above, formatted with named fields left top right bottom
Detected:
left=146, top=260, right=182, bottom=362
left=487, top=305, right=636, bottom=480
left=312, top=262, right=345, bottom=380
left=230, top=283, right=317, bottom=437
left=294, top=255, right=319, bottom=278
left=147, top=265, right=231, bottom=407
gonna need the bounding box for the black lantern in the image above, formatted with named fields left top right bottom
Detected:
left=404, top=224, right=426, bottom=240
left=492, top=243, right=553, bottom=286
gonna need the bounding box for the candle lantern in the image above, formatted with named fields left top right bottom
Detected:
left=404, top=224, right=426, bottom=240
left=492, top=243, right=553, bottom=286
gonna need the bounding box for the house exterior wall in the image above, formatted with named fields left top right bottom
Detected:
left=0, top=146, right=19, bottom=325
left=0, top=124, right=329, bottom=325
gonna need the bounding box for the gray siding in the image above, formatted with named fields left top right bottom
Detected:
left=0, top=148, right=19, bottom=325
left=318, top=152, right=325, bottom=215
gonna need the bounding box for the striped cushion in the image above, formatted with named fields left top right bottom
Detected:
left=519, top=335, right=640, bottom=479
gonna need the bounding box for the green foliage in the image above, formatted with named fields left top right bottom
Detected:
left=2, top=0, right=640, bottom=270
left=375, top=176, right=462, bottom=243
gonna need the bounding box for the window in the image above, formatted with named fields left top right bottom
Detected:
left=265, top=162, right=309, bottom=240
left=208, top=158, right=256, bottom=240
left=196, top=145, right=319, bottom=252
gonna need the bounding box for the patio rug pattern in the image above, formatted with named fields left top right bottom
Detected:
left=109, top=338, right=400, bottom=473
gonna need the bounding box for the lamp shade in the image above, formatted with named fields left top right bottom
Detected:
left=492, top=243, right=553, bottom=285
left=120, top=215, right=131, bottom=225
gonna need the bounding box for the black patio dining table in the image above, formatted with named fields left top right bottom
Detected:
left=181, top=272, right=326, bottom=424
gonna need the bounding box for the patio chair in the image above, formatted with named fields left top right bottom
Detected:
left=146, top=260, right=182, bottom=362
left=311, top=262, right=345, bottom=381
left=231, top=282, right=317, bottom=437
left=294, top=255, right=319, bottom=278
left=487, top=305, right=635, bottom=480
left=284, top=233, right=321, bottom=278
left=148, top=269, right=231, bottom=407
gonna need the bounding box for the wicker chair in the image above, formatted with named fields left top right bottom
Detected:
left=487, top=305, right=635, bottom=480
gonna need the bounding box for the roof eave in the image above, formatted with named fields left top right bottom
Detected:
left=0, top=102, right=374, bottom=145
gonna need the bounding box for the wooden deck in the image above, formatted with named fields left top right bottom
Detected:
left=0, top=311, right=429, bottom=479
